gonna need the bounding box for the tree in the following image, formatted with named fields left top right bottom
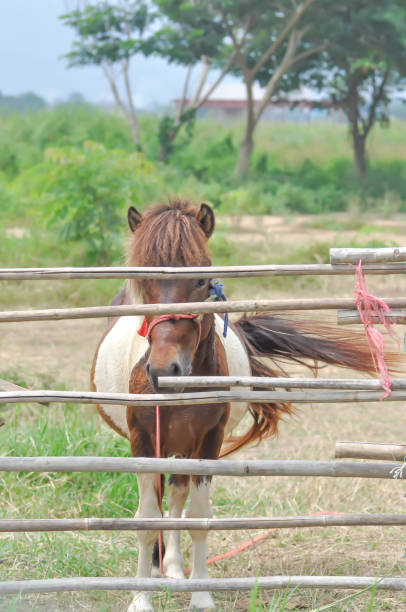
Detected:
left=154, top=1, right=325, bottom=175
left=225, top=0, right=327, bottom=177
left=299, top=1, right=406, bottom=177
left=60, top=1, right=154, bottom=150
left=151, top=1, right=235, bottom=161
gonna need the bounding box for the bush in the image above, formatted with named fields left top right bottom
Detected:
left=18, top=142, right=162, bottom=264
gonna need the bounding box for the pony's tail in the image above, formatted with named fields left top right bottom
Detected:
left=220, top=313, right=400, bottom=457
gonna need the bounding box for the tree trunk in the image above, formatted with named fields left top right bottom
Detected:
left=346, top=74, right=367, bottom=177
left=235, top=130, right=254, bottom=178
left=352, top=131, right=367, bottom=177
left=235, top=80, right=255, bottom=178
left=122, top=60, right=141, bottom=151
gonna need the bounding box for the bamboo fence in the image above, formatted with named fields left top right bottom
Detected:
left=157, top=376, right=406, bottom=390
left=0, top=456, right=404, bottom=478
left=2, top=513, right=406, bottom=533
left=1, top=262, right=406, bottom=280
left=338, top=308, right=406, bottom=325
left=2, top=253, right=406, bottom=599
left=3, top=388, right=406, bottom=406
left=2, top=297, right=406, bottom=324
left=1, top=575, right=406, bottom=595
left=336, top=441, right=406, bottom=462
left=330, top=247, right=406, bottom=265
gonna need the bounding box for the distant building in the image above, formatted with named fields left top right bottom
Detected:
left=173, top=83, right=343, bottom=123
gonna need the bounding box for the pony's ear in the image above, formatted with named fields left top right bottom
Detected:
left=197, top=203, right=215, bottom=238
left=128, top=206, right=142, bottom=232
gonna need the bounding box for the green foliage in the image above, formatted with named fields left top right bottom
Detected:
left=60, top=1, right=152, bottom=67
left=158, top=107, right=196, bottom=161
left=19, top=142, right=161, bottom=264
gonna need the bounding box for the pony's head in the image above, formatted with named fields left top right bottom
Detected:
left=127, top=200, right=215, bottom=390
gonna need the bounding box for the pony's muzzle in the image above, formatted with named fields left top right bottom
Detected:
left=146, top=360, right=188, bottom=392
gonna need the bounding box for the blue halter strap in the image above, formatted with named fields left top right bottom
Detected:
left=208, top=280, right=228, bottom=338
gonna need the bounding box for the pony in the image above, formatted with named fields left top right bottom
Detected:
left=91, top=200, right=384, bottom=612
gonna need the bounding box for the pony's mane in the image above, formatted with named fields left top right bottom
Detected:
left=127, top=200, right=211, bottom=267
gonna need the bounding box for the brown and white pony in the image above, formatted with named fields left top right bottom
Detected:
left=91, top=200, right=383, bottom=612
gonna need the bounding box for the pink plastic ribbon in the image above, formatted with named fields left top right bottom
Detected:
left=354, top=260, right=397, bottom=398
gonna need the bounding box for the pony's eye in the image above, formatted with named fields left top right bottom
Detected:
left=195, top=279, right=206, bottom=289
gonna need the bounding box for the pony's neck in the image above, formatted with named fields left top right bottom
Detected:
left=192, top=315, right=217, bottom=375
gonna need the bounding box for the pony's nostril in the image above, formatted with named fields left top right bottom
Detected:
left=170, top=361, right=182, bottom=376
left=146, top=362, right=151, bottom=376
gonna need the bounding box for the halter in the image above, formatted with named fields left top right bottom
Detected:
left=137, top=280, right=227, bottom=346
left=138, top=313, right=202, bottom=348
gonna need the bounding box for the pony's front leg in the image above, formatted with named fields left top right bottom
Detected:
left=186, top=475, right=215, bottom=611
left=164, top=474, right=190, bottom=579
left=128, top=473, right=161, bottom=612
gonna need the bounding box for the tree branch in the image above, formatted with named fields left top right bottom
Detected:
left=253, top=29, right=300, bottom=126
left=101, top=62, right=129, bottom=120
left=122, top=58, right=140, bottom=146
left=189, top=56, right=209, bottom=107
left=191, top=51, right=238, bottom=112
left=289, top=42, right=327, bottom=67
left=250, top=0, right=316, bottom=77
left=361, top=66, right=391, bottom=138
left=176, top=63, right=193, bottom=122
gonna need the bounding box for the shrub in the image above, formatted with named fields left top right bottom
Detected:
left=19, top=142, right=162, bottom=264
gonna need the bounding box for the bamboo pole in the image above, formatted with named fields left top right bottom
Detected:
left=157, top=376, right=406, bottom=390
left=335, top=442, right=406, bottom=462
left=338, top=309, right=406, bottom=325
left=330, top=247, right=406, bottom=265
left=2, top=389, right=406, bottom=407
left=0, top=456, right=404, bottom=478
left=0, top=263, right=406, bottom=280
left=2, top=513, right=406, bottom=533
left=2, top=297, right=406, bottom=324
left=0, top=575, right=405, bottom=595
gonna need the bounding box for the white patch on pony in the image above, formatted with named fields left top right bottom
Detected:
left=127, top=473, right=161, bottom=612
left=93, top=315, right=149, bottom=437
left=163, top=480, right=189, bottom=579
left=214, top=315, right=251, bottom=440
left=94, top=312, right=250, bottom=443
left=186, top=478, right=215, bottom=610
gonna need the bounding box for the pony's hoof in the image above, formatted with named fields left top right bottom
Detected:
left=189, top=591, right=215, bottom=611
left=127, top=592, right=154, bottom=612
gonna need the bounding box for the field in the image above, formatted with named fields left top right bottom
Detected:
left=1, top=209, right=406, bottom=611
left=1, top=110, right=406, bottom=611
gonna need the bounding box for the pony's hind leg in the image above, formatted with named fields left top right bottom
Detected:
left=186, top=475, right=215, bottom=611
left=163, top=474, right=190, bottom=579
left=128, top=473, right=161, bottom=612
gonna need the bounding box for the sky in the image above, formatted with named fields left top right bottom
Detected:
left=0, top=0, right=246, bottom=108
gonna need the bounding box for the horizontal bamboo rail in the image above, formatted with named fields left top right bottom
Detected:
left=2, top=297, right=406, bottom=324
left=0, top=456, right=404, bottom=478
left=330, top=247, right=406, bottom=265
left=2, top=513, right=406, bottom=533
left=336, top=442, right=406, bottom=462
left=1, top=575, right=405, bottom=595
left=1, top=263, right=406, bottom=280
left=338, top=308, right=406, bottom=325
left=157, top=376, right=406, bottom=390
left=1, top=389, right=406, bottom=407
